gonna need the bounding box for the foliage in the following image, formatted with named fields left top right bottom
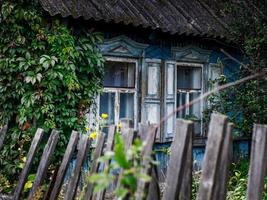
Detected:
left=80, top=132, right=153, bottom=200
left=227, top=160, right=267, bottom=200
left=0, top=0, right=104, bottom=193
left=205, top=1, right=267, bottom=136
left=191, top=160, right=267, bottom=200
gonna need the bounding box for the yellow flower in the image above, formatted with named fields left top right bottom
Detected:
left=85, top=127, right=89, bottom=132
left=117, top=122, right=122, bottom=129
left=22, top=157, right=26, bottom=162
left=101, top=113, right=108, bottom=119
left=90, top=132, right=97, bottom=140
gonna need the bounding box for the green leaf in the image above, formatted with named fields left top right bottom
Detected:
left=114, top=133, right=130, bottom=169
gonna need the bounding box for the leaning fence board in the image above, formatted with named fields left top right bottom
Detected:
left=49, top=130, right=79, bottom=200
left=28, top=130, right=59, bottom=200
left=64, top=134, right=91, bottom=200
left=162, top=119, right=193, bottom=200
left=197, top=113, right=228, bottom=200
left=96, top=125, right=116, bottom=200
left=13, top=128, right=44, bottom=200
left=44, top=165, right=59, bottom=200
left=246, top=124, right=267, bottom=200
left=179, top=120, right=193, bottom=200
left=84, top=132, right=106, bottom=199
left=0, top=125, right=8, bottom=151
left=214, top=123, right=233, bottom=200
left=147, top=158, right=161, bottom=200
left=135, top=125, right=157, bottom=200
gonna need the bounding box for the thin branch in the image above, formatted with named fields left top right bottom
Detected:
left=151, top=71, right=266, bottom=133
left=220, top=48, right=255, bottom=74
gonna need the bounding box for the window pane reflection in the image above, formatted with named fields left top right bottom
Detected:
left=103, top=61, right=135, bottom=88
left=177, top=67, right=201, bottom=89
left=120, top=93, right=134, bottom=120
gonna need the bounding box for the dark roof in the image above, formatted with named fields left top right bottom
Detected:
left=40, top=0, right=230, bottom=39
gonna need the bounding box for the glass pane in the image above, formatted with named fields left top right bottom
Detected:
left=99, top=93, right=115, bottom=124
left=189, top=92, right=201, bottom=119
left=176, top=92, right=186, bottom=118
left=119, top=93, right=134, bottom=120
left=103, top=61, right=135, bottom=88
left=177, top=67, right=201, bottom=89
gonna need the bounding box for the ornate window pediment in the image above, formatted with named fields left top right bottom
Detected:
left=99, top=35, right=148, bottom=57
left=172, top=46, right=211, bottom=63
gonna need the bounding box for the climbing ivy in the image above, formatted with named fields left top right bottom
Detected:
left=0, top=0, right=104, bottom=192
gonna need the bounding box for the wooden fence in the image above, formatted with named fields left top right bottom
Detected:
left=0, top=113, right=266, bottom=200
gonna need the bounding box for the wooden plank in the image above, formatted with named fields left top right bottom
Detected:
left=146, top=159, right=161, bottom=200
left=115, top=127, right=135, bottom=192
left=246, top=124, right=267, bottom=200
left=162, top=119, right=193, bottom=200
left=179, top=119, right=193, bottom=200
left=197, top=113, right=228, bottom=200
left=0, top=125, right=8, bottom=150
left=120, top=118, right=134, bottom=129
left=13, top=128, right=44, bottom=200
left=123, top=127, right=135, bottom=151
left=28, top=129, right=59, bottom=200
left=84, top=132, right=106, bottom=200
left=96, top=125, right=116, bottom=200
left=214, top=123, right=233, bottom=200
left=44, top=165, right=59, bottom=200
left=49, top=130, right=79, bottom=200
left=138, top=123, right=150, bottom=141
left=135, top=124, right=157, bottom=200
left=64, top=134, right=91, bottom=200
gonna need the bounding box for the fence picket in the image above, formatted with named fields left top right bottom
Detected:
left=84, top=132, right=106, bottom=200
left=96, top=125, right=116, bottom=200
left=64, top=134, right=91, bottom=200
left=197, top=113, right=228, bottom=200
left=162, top=119, right=193, bottom=200
left=28, top=129, right=59, bottom=200
left=49, top=130, right=79, bottom=200
left=13, top=128, right=44, bottom=200
left=246, top=124, right=267, bottom=200
left=135, top=125, right=157, bottom=200
left=214, top=123, right=233, bottom=200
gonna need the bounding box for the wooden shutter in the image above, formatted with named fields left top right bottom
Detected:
left=163, top=61, right=177, bottom=141
left=208, top=63, right=223, bottom=90
left=141, top=59, right=162, bottom=141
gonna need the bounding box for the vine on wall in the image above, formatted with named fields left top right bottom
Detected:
left=0, top=0, right=104, bottom=192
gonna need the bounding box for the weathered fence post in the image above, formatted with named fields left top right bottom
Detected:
left=214, top=123, right=233, bottom=200
left=0, top=125, right=8, bottom=151
left=49, top=130, right=79, bottom=200
left=135, top=124, right=157, bottom=200
left=28, top=129, right=59, bottom=200
left=13, top=128, right=44, bottom=200
left=197, top=113, right=228, bottom=200
left=162, top=119, right=193, bottom=200
left=246, top=124, right=267, bottom=200
left=64, top=134, right=91, bottom=200
left=84, top=132, right=106, bottom=200
left=96, top=125, right=116, bottom=200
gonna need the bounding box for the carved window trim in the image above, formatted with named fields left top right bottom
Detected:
left=99, top=57, right=139, bottom=128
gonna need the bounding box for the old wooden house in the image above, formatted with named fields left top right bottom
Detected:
left=40, top=0, right=246, bottom=171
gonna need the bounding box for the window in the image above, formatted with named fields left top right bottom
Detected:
left=99, top=60, right=137, bottom=126
left=176, top=66, right=202, bottom=135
